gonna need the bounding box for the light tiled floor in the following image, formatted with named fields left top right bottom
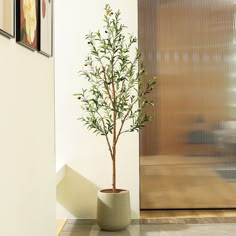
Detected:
left=60, top=220, right=236, bottom=236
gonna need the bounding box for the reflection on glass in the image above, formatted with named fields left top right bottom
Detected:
left=139, top=0, right=236, bottom=209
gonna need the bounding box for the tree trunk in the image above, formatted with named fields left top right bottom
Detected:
left=112, top=151, right=116, bottom=192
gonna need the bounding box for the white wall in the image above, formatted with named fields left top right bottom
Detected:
left=0, top=37, right=55, bottom=236
left=55, top=0, right=139, bottom=219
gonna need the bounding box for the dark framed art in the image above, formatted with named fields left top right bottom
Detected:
left=16, top=0, right=40, bottom=50
left=0, top=0, right=15, bottom=38
left=39, top=0, right=53, bottom=57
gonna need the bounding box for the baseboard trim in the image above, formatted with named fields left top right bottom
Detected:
left=56, top=219, right=67, bottom=236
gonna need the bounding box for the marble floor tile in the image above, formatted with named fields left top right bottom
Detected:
left=158, top=224, right=236, bottom=236
left=60, top=222, right=236, bottom=236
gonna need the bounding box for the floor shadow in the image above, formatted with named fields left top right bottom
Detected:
left=90, top=225, right=132, bottom=236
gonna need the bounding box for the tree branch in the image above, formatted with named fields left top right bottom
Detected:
left=97, top=111, right=113, bottom=159
left=115, top=97, right=138, bottom=144
left=102, top=67, right=114, bottom=107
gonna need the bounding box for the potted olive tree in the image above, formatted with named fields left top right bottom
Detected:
left=75, top=4, right=156, bottom=231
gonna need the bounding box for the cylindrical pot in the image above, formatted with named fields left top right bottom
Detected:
left=97, top=189, right=131, bottom=231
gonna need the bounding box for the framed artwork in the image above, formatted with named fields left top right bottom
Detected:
left=16, top=0, right=39, bottom=50
left=40, top=0, right=53, bottom=57
left=0, top=0, right=15, bottom=37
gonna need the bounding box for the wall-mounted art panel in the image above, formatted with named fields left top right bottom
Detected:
left=0, top=0, right=15, bottom=37
left=16, top=0, right=39, bottom=50
left=40, top=0, right=53, bottom=56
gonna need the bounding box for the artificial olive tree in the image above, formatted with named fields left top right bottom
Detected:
left=75, top=4, right=156, bottom=193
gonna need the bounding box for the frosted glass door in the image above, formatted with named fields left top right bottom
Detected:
left=139, top=0, right=236, bottom=209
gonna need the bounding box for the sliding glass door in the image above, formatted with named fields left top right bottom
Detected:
left=139, top=0, right=236, bottom=209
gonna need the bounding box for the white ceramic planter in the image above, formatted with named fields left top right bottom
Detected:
left=97, top=189, right=131, bottom=231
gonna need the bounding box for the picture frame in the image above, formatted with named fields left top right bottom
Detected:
left=16, top=0, right=40, bottom=51
left=39, top=0, right=53, bottom=57
left=0, top=0, right=15, bottom=38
